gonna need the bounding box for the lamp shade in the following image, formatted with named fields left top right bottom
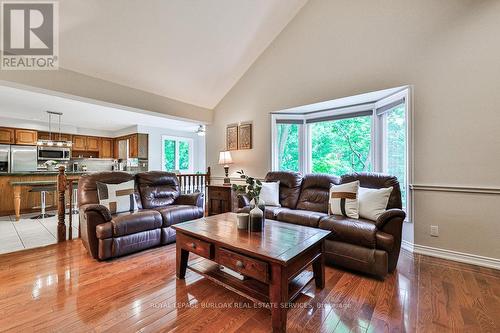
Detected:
left=218, top=151, right=233, bottom=165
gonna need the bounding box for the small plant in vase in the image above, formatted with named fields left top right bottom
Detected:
left=232, top=170, right=265, bottom=232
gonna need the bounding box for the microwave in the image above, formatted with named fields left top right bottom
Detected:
left=38, top=147, right=71, bottom=161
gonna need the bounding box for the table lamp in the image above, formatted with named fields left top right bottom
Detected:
left=218, top=151, right=233, bottom=185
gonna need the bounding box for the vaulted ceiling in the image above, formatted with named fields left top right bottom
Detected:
left=59, top=0, right=307, bottom=109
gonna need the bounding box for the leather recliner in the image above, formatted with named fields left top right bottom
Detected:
left=78, top=171, right=204, bottom=260
left=238, top=171, right=405, bottom=279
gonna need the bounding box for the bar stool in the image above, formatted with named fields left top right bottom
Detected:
left=30, top=185, right=56, bottom=219
left=70, top=187, right=78, bottom=215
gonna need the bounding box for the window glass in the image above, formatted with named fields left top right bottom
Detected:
left=383, top=105, right=406, bottom=208
left=163, top=139, right=176, bottom=171
left=178, top=141, right=190, bottom=171
left=311, top=115, right=372, bottom=175
left=276, top=123, right=300, bottom=171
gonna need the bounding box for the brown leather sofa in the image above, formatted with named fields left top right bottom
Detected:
left=78, top=171, right=204, bottom=260
left=239, top=171, right=406, bottom=279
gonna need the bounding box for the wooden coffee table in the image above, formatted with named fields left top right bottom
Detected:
left=172, top=212, right=331, bottom=333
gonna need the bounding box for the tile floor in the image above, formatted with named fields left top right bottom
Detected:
left=0, top=211, right=79, bottom=254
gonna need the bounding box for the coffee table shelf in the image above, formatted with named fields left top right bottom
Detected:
left=189, top=258, right=314, bottom=304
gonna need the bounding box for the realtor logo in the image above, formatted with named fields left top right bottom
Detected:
left=1, top=1, right=58, bottom=70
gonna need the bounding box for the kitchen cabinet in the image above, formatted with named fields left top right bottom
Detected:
left=72, top=135, right=100, bottom=151
left=14, top=129, right=38, bottom=145
left=38, top=132, right=72, bottom=141
left=137, top=133, right=148, bottom=159
left=0, top=128, right=15, bottom=144
left=113, top=133, right=148, bottom=159
left=100, top=138, right=113, bottom=158
left=129, top=134, right=138, bottom=158
left=86, top=137, right=100, bottom=151
left=72, top=135, right=87, bottom=150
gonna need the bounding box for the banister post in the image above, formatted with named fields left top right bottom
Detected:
left=57, top=165, right=67, bottom=242
left=206, top=166, right=211, bottom=186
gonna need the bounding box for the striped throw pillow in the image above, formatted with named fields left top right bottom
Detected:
left=329, top=181, right=359, bottom=219
left=97, top=180, right=138, bottom=214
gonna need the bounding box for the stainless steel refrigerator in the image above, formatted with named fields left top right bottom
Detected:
left=0, top=144, right=10, bottom=172
left=10, top=145, right=37, bottom=172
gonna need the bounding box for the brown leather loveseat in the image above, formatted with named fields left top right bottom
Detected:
left=78, top=171, right=204, bottom=260
left=239, top=171, right=406, bottom=278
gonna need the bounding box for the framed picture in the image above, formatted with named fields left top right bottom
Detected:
left=226, top=124, right=238, bottom=151
left=238, top=123, right=252, bottom=149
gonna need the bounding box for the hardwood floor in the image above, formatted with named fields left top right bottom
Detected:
left=0, top=241, right=498, bottom=332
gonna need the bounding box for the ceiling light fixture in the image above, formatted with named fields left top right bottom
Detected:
left=196, top=125, right=206, bottom=136
left=39, top=111, right=73, bottom=147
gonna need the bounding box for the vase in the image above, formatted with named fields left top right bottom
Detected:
left=249, top=197, right=264, bottom=232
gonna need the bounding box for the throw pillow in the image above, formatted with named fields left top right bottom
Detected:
left=97, top=180, right=138, bottom=214
left=358, top=186, right=393, bottom=221
left=329, top=181, right=359, bottom=218
left=260, top=181, right=280, bottom=206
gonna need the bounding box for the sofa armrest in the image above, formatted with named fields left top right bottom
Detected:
left=238, top=193, right=251, bottom=208
left=174, top=192, right=204, bottom=208
left=375, top=208, right=406, bottom=229
left=79, top=204, right=112, bottom=259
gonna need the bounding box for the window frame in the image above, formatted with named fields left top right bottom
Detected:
left=161, top=135, right=194, bottom=174
left=271, top=88, right=413, bottom=221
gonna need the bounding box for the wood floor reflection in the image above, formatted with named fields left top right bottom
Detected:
left=0, top=241, right=498, bottom=332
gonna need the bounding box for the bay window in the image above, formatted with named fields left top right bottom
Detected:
left=271, top=89, right=411, bottom=212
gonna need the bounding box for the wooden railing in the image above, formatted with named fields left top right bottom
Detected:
left=177, top=167, right=211, bottom=194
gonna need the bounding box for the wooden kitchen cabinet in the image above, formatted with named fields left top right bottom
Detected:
left=72, top=135, right=100, bottom=151
left=38, top=131, right=72, bottom=141
left=86, top=137, right=100, bottom=151
left=129, top=134, right=138, bottom=158
left=0, top=127, right=15, bottom=144
left=100, top=138, right=113, bottom=158
left=15, top=129, right=38, bottom=145
left=37, top=132, right=50, bottom=141
left=72, top=135, right=87, bottom=150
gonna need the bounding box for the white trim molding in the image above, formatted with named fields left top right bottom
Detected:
left=410, top=184, right=500, bottom=195
left=401, top=240, right=500, bottom=270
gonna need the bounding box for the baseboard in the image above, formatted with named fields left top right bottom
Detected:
left=401, top=240, right=500, bottom=270
left=401, top=239, right=414, bottom=252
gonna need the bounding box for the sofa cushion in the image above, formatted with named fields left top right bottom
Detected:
left=156, top=205, right=204, bottom=227
left=97, top=180, right=138, bottom=214
left=276, top=209, right=328, bottom=228
left=136, top=171, right=180, bottom=209
left=319, top=215, right=377, bottom=248
left=110, top=209, right=162, bottom=237
left=341, top=172, right=402, bottom=210
left=296, top=174, right=341, bottom=213
left=78, top=171, right=135, bottom=206
left=264, top=171, right=303, bottom=209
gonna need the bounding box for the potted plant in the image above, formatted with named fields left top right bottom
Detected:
left=232, top=170, right=265, bottom=231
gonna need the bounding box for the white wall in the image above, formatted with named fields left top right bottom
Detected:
left=207, top=0, right=500, bottom=260
left=136, top=125, right=206, bottom=173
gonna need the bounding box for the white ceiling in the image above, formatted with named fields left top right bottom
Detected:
left=0, top=85, right=200, bottom=133
left=59, top=0, right=307, bottom=109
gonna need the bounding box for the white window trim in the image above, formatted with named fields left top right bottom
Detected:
left=161, top=135, right=194, bottom=173
left=270, top=87, right=413, bottom=222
